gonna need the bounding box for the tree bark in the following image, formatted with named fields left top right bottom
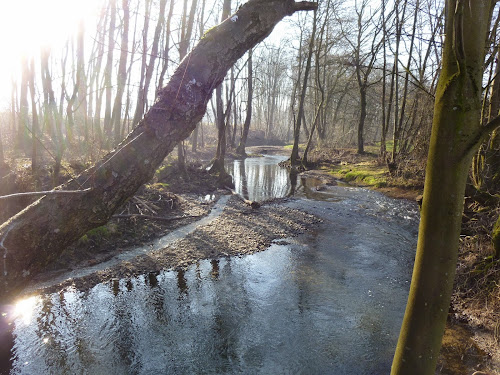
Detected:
left=493, top=214, right=500, bottom=258
left=211, top=0, right=232, bottom=174
left=291, top=7, right=317, bottom=166
left=76, top=19, right=88, bottom=144
left=391, top=1, right=497, bottom=373
left=237, top=49, right=253, bottom=155
left=112, top=0, right=130, bottom=146
left=177, top=0, right=199, bottom=170
left=19, top=57, right=29, bottom=154
left=104, top=0, right=117, bottom=138
left=0, top=0, right=317, bottom=300
left=28, top=57, right=40, bottom=175
left=131, top=0, right=152, bottom=127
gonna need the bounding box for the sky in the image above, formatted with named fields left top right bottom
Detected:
left=0, top=0, right=104, bottom=109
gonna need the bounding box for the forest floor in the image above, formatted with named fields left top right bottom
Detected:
left=1, top=144, right=499, bottom=373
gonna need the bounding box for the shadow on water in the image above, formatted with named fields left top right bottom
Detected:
left=5, top=154, right=428, bottom=374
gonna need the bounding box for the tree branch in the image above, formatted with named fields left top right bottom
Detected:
left=293, top=1, right=318, bottom=12
left=0, top=189, right=92, bottom=201
left=112, top=214, right=201, bottom=222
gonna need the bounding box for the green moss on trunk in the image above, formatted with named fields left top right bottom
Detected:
left=493, top=215, right=500, bottom=258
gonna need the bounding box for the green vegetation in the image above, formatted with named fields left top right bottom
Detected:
left=284, top=143, right=306, bottom=150
left=493, top=215, right=500, bottom=258
left=146, top=182, right=169, bottom=191
left=78, top=225, right=110, bottom=244
left=364, top=140, right=395, bottom=154
left=327, top=163, right=388, bottom=188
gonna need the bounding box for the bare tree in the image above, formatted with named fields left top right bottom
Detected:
left=0, top=0, right=318, bottom=300
left=236, top=49, right=253, bottom=155
left=131, top=0, right=153, bottom=127
left=103, top=0, right=117, bottom=138
left=112, top=0, right=131, bottom=146
left=210, top=0, right=232, bottom=175
left=291, top=5, right=317, bottom=166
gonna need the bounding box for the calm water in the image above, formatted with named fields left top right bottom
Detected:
left=0, top=156, right=419, bottom=375
left=225, top=155, right=341, bottom=202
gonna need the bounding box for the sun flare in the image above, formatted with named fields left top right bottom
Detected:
left=13, top=296, right=39, bottom=325
left=0, top=0, right=103, bottom=106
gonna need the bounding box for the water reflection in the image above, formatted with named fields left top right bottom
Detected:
left=8, top=203, right=417, bottom=374
left=0, top=309, right=14, bottom=375
left=6, top=155, right=421, bottom=374
left=226, top=155, right=291, bottom=201
left=226, top=155, right=341, bottom=202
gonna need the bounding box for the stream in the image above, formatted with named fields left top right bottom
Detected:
left=0, top=155, right=420, bottom=375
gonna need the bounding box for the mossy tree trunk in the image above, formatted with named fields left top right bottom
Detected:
left=391, top=1, right=498, bottom=374
left=0, top=0, right=317, bottom=301
left=493, top=214, right=500, bottom=258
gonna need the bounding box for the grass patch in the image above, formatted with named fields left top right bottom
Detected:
left=284, top=143, right=306, bottom=150
left=365, top=140, right=395, bottom=154
left=79, top=225, right=114, bottom=244
left=326, top=162, right=388, bottom=188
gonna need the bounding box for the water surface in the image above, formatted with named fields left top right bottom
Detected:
left=1, top=155, right=419, bottom=375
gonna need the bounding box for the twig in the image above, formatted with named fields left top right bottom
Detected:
left=0, top=188, right=92, bottom=201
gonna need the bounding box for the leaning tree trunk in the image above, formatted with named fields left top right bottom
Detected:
left=0, top=0, right=317, bottom=301
left=391, top=1, right=498, bottom=374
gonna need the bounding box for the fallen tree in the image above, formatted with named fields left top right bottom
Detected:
left=0, top=0, right=317, bottom=300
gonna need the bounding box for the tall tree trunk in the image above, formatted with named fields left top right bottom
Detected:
left=41, top=47, right=64, bottom=183
left=380, top=0, right=388, bottom=156
left=291, top=7, right=317, bottom=166
left=0, top=0, right=318, bottom=300
left=142, top=0, right=167, bottom=111
left=391, top=0, right=407, bottom=162
left=176, top=0, right=199, bottom=169
left=357, top=86, right=367, bottom=154
left=104, top=0, right=117, bottom=138
left=493, top=214, right=500, bottom=258
left=28, top=57, right=40, bottom=175
left=157, top=0, right=176, bottom=90
left=211, top=0, right=232, bottom=174
left=391, top=1, right=498, bottom=373
left=90, top=6, right=109, bottom=145
left=76, top=20, right=88, bottom=144
left=191, top=0, right=208, bottom=153
left=19, top=57, right=30, bottom=155
left=131, top=0, right=152, bottom=127
left=112, top=0, right=131, bottom=146
left=237, top=49, right=253, bottom=155
left=231, top=75, right=238, bottom=148
left=394, top=0, right=419, bottom=160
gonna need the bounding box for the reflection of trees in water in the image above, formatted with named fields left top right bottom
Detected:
left=211, top=259, right=220, bottom=280
left=288, top=170, right=298, bottom=196
left=209, top=259, right=244, bottom=371
left=177, top=269, right=188, bottom=298
left=0, top=312, right=14, bottom=375
left=228, top=157, right=294, bottom=200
